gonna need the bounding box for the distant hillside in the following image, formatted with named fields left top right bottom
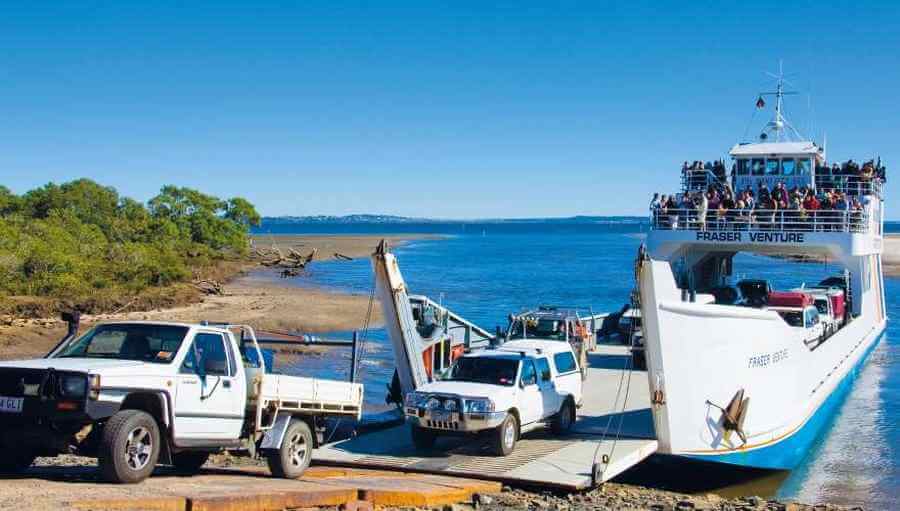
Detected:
left=262, top=214, right=647, bottom=224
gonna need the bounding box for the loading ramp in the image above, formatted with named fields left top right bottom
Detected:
left=314, top=345, right=658, bottom=490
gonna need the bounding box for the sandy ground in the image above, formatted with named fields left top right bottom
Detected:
left=883, top=234, right=900, bottom=277
left=0, top=234, right=434, bottom=360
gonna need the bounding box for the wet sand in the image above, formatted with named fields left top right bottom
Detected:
left=0, top=234, right=435, bottom=360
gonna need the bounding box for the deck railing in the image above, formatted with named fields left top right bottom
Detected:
left=650, top=208, right=869, bottom=233
left=682, top=168, right=727, bottom=194
left=813, top=175, right=882, bottom=198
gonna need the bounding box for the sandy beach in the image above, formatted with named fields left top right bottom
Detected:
left=884, top=234, right=900, bottom=277
left=0, top=234, right=435, bottom=360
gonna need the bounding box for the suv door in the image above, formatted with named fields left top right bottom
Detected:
left=535, top=357, right=561, bottom=418
left=174, top=332, right=245, bottom=441
left=517, top=359, right=543, bottom=425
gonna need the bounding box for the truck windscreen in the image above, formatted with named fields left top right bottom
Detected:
left=56, top=324, right=190, bottom=363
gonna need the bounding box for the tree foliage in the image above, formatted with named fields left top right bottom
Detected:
left=0, top=179, right=259, bottom=302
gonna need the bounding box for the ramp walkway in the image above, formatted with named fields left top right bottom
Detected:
left=314, top=345, right=657, bottom=490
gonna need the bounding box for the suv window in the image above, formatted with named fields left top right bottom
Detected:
left=520, top=360, right=537, bottom=386
left=553, top=352, right=577, bottom=374
left=182, top=333, right=230, bottom=376
left=536, top=358, right=552, bottom=382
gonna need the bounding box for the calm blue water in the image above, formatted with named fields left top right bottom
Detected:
left=252, top=222, right=897, bottom=508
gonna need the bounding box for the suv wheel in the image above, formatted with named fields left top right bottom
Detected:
left=551, top=399, right=575, bottom=434
left=491, top=413, right=518, bottom=456
left=267, top=419, right=313, bottom=479
left=99, top=409, right=161, bottom=484
left=172, top=451, right=210, bottom=474
left=410, top=424, right=437, bottom=450
left=0, top=449, right=35, bottom=475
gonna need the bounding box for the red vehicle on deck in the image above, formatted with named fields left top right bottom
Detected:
left=767, top=291, right=814, bottom=308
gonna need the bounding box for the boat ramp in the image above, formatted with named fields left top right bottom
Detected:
left=314, top=343, right=659, bottom=490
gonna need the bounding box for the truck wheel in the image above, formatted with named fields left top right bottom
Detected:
left=267, top=419, right=312, bottom=479
left=551, top=399, right=575, bottom=434
left=0, top=450, right=35, bottom=474
left=99, top=409, right=161, bottom=484
left=410, top=424, right=437, bottom=450
left=172, top=451, right=210, bottom=473
left=491, top=413, right=518, bottom=456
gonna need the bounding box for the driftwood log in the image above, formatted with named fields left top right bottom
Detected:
left=193, top=279, right=224, bottom=295
left=254, top=246, right=318, bottom=278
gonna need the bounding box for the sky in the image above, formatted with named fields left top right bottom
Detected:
left=1, top=1, right=898, bottom=219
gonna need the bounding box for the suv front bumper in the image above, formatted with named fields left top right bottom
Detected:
left=405, top=408, right=507, bottom=432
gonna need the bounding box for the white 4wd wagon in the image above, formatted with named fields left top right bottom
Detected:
left=404, top=340, right=582, bottom=455
left=0, top=321, right=363, bottom=483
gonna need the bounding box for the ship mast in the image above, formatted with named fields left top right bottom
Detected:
left=759, top=61, right=804, bottom=143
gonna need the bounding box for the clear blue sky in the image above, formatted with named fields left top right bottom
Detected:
left=1, top=1, right=898, bottom=218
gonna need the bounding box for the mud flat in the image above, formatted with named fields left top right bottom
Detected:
left=0, top=234, right=438, bottom=360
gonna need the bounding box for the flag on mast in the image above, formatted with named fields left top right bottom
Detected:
left=756, top=96, right=766, bottom=109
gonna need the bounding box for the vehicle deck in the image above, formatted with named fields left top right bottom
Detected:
left=313, top=344, right=658, bottom=490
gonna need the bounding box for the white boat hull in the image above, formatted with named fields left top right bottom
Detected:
left=639, top=258, right=885, bottom=470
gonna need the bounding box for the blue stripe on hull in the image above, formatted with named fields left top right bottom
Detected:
left=682, top=328, right=885, bottom=470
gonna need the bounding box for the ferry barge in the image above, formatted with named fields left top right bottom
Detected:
left=638, top=74, right=886, bottom=470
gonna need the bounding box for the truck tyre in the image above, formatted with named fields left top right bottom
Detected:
left=267, top=419, right=312, bottom=479
left=99, top=409, right=161, bottom=484
left=172, top=451, right=210, bottom=474
left=0, top=449, right=35, bottom=474
left=491, top=413, right=518, bottom=456
left=410, top=424, right=437, bottom=450
left=551, top=399, right=575, bottom=434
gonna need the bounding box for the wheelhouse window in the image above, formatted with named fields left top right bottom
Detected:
left=765, top=159, right=780, bottom=176
left=796, top=158, right=811, bottom=175
left=736, top=159, right=750, bottom=176
left=751, top=158, right=765, bottom=176
left=781, top=159, right=796, bottom=176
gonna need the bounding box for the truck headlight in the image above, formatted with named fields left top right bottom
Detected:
left=464, top=398, right=495, bottom=413
left=60, top=375, right=87, bottom=398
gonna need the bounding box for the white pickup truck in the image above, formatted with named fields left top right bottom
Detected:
left=404, top=340, right=582, bottom=456
left=0, top=321, right=363, bottom=484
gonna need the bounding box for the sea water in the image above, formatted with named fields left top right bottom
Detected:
left=253, top=222, right=897, bottom=508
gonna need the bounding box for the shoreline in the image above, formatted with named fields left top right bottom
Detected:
left=0, top=234, right=437, bottom=360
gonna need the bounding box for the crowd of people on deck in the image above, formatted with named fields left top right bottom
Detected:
left=814, top=159, right=887, bottom=189
left=681, top=158, right=886, bottom=192
left=650, top=179, right=867, bottom=232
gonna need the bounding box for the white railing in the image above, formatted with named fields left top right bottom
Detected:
left=650, top=208, right=869, bottom=233
left=681, top=168, right=727, bottom=194
left=813, top=175, right=883, bottom=198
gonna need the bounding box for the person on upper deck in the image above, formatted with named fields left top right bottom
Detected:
left=695, top=192, right=708, bottom=231
left=758, top=182, right=771, bottom=202
left=802, top=190, right=820, bottom=212
left=772, top=182, right=788, bottom=205
left=758, top=194, right=778, bottom=230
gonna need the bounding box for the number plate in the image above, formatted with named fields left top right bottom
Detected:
left=0, top=396, right=23, bottom=413
left=430, top=410, right=451, bottom=421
